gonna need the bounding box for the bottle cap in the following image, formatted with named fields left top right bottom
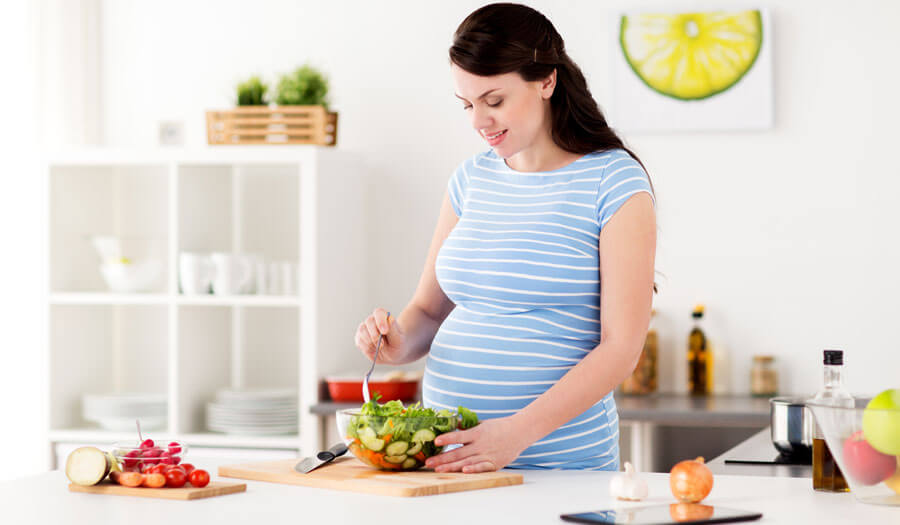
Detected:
left=823, top=349, right=843, bottom=365
left=692, top=304, right=705, bottom=319
left=753, top=355, right=774, bottom=363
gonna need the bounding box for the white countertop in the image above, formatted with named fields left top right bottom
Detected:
left=1, top=465, right=894, bottom=524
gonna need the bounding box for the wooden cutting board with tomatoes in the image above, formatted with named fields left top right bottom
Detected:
left=68, top=480, right=246, bottom=500
left=218, top=456, right=523, bottom=497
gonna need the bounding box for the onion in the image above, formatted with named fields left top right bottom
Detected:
left=669, top=456, right=714, bottom=503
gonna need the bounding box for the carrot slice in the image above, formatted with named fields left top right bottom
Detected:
left=383, top=434, right=393, bottom=443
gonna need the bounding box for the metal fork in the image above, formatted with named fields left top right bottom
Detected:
left=362, top=312, right=390, bottom=404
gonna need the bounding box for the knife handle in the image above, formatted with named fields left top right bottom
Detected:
left=317, top=442, right=348, bottom=461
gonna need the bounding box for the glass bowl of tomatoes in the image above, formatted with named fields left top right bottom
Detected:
left=112, top=439, right=187, bottom=472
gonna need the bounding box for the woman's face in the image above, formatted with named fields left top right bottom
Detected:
left=451, top=64, right=555, bottom=159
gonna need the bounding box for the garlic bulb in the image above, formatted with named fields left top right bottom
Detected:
left=609, top=461, right=649, bottom=501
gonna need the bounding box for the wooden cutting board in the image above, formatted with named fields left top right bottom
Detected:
left=68, top=480, right=246, bottom=500
left=218, top=457, right=523, bottom=497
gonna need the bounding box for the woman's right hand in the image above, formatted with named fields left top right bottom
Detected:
left=355, top=308, right=408, bottom=365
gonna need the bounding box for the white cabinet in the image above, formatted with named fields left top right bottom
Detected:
left=45, top=147, right=369, bottom=466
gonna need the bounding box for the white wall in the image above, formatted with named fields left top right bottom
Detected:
left=0, top=1, right=45, bottom=482
left=97, top=0, right=900, bottom=397
left=6, top=0, right=899, bottom=479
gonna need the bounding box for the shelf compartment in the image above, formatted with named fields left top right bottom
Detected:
left=49, top=164, right=170, bottom=293
left=177, top=164, right=298, bottom=259
left=176, top=305, right=299, bottom=435
left=49, top=304, right=169, bottom=431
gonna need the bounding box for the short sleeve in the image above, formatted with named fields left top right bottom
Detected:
left=446, top=161, right=469, bottom=217
left=596, top=152, right=655, bottom=229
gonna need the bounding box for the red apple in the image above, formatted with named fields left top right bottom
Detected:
left=842, top=430, right=897, bottom=485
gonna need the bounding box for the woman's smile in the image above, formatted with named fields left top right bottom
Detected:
left=484, top=129, right=508, bottom=146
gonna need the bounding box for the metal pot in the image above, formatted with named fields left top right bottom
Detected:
left=770, top=396, right=815, bottom=461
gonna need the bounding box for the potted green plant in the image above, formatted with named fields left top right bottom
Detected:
left=275, top=65, right=330, bottom=108
left=235, top=76, right=269, bottom=106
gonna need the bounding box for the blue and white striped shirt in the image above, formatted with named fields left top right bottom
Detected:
left=422, top=148, right=654, bottom=470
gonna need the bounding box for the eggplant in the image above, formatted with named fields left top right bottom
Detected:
left=65, top=446, right=115, bottom=486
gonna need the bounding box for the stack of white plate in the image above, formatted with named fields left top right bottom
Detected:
left=83, top=393, right=167, bottom=431
left=206, top=388, right=298, bottom=435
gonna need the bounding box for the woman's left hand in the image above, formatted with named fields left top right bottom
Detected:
left=425, top=416, right=532, bottom=473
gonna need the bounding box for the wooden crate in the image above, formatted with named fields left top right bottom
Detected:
left=206, top=106, right=338, bottom=146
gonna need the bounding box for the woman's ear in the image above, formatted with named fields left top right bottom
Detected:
left=540, top=69, right=557, bottom=100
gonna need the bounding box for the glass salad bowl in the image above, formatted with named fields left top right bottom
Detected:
left=336, top=405, right=475, bottom=471
left=807, top=396, right=900, bottom=506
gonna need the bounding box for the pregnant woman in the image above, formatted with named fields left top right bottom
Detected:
left=355, top=3, right=656, bottom=472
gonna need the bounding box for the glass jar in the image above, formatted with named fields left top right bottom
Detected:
left=621, top=310, right=658, bottom=395
left=750, top=355, right=778, bottom=397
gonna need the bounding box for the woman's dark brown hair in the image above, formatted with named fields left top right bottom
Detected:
left=449, top=2, right=649, bottom=174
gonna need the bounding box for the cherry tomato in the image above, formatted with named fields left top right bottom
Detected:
left=180, top=463, right=196, bottom=476
left=150, top=464, right=168, bottom=475
left=141, top=462, right=155, bottom=474
left=165, top=468, right=187, bottom=488
left=189, top=469, right=210, bottom=488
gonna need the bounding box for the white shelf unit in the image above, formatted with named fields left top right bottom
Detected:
left=45, top=147, right=369, bottom=465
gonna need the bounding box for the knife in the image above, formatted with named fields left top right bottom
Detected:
left=294, top=442, right=349, bottom=474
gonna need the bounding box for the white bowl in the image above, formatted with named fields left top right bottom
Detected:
left=100, top=260, right=162, bottom=292
left=90, top=235, right=164, bottom=263
left=83, top=393, right=167, bottom=430
left=94, top=416, right=166, bottom=431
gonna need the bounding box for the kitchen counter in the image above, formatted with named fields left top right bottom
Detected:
left=708, top=428, right=812, bottom=479
left=314, top=393, right=771, bottom=472
left=313, top=393, right=772, bottom=426
left=2, top=464, right=893, bottom=524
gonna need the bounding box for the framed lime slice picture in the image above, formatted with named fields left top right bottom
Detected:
left=620, top=10, right=763, bottom=101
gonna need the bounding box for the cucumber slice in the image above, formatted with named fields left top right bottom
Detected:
left=384, top=454, right=407, bottom=464
left=362, top=437, right=385, bottom=452
left=402, top=458, right=417, bottom=469
left=406, top=441, right=422, bottom=455
left=358, top=426, right=385, bottom=452
left=412, top=428, right=436, bottom=443
left=385, top=441, right=409, bottom=456
left=358, top=426, right=376, bottom=441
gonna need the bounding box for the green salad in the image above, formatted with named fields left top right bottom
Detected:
left=344, top=398, right=479, bottom=470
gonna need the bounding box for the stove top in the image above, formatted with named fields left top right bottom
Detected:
left=725, top=452, right=811, bottom=466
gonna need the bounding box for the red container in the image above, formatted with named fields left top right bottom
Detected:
left=326, top=378, right=419, bottom=403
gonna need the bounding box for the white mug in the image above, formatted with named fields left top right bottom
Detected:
left=179, top=253, right=214, bottom=295
left=254, top=260, right=268, bottom=295
left=267, top=261, right=282, bottom=295
left=237, top=253, right=262, bottom=294
left=281, top=262, right=300, bottom=296
left=211, top=253, right=253, bottom=295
